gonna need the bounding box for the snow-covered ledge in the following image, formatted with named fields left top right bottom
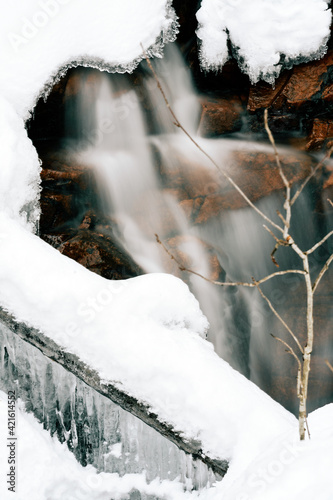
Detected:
left=0, top=214, right=296, bottom=479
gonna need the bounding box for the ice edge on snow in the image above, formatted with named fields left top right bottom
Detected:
left=28, top=0, right=179, bottom=117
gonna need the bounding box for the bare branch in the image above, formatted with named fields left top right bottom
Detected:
left=257, top=269, right=306, bottom=284
left=271, top=334, right=303, bottom=403
left=264, top=110, right=290, bottom=192
left=291, top=146, right=333, bottom=207
left=312, top=253, right=333, bottom=294
left=306, top=231, right=333, bottom=255
left=156, top=234, right=305, bottom=289
left=263, top=224, right=280, bottom=243
left=305, top=418, right=311, bottom=440
left=276, top=210, right=288, bottom=227
left=270, top=236, right=293, bottom=267
left=141, top=44, right=284, bottom=236
left=271, top=334, right=302, bottom=370
left=254, top=282, right=304, bottom=354
left=264, top=109, right=291, bottom=238
left=328, top=198, right=333, bottom=208
left=325, top=360, right=333, bottom=374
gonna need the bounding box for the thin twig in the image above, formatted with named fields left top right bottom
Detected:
left=254, top=282, right=304, bottom=354
left=291, top=146, right=333, bottom=207
left=305, top=418, right=311, bottom=440
left=325, top=360, right=333, bottom=373
left=271, top=334, right=303, bottom=402
left=264, top=109, right=291, bottom=239
left=264, top=110, right=290, bottom=191
left=276, top=210, right=288, bottom=227
left=263, top=224, right=280, bottom=243
left=328, top=198, right=333, bottom=208
left=141, top=44, right=284, bottom=236
left=312, top=253, right=333, bottom=293
left=271, top=334, right=302, bottom=370
left=306, top=231, right=333, bottom=255
left=156, top=234, right=305, bottom=288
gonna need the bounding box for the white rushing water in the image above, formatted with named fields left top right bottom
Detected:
left=64, top=43, right=332, bottom=408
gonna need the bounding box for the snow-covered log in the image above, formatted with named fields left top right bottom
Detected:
left=0, top=307, right=228, bottom=477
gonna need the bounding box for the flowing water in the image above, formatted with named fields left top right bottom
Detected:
left=61, top=43, right=333, bottom=411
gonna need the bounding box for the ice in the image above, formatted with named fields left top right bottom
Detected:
left=0, top=387, right=193, bottom=500
left=196, top=0, right=331, bottom=83
left=0, top=323, right=215, bottom=490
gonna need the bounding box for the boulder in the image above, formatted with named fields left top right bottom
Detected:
left=198, top=96, right=244, bottom=137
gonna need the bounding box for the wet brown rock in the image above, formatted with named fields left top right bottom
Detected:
left=249, top=50, right=333, bottom=112
left=247, top=71, right=292, bottom=112
left=283, top=51, right=333, bottom=107
left=195, top=150, right=313, bottom=223
left=247, top=49, right=333, bottom=145
left=199, top=96, right=244, bottom=137
left=40, top=193, right=75, bottom=231
left=56, top=229, right=142, bottom=280
left=306, top=119, right=333, bottom=150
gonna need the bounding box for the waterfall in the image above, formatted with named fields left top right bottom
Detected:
left=62, top=43, right=332, bottom=413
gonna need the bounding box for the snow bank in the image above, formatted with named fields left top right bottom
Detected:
left=0, top=212, right=296, bottom=470
left=196, top=0, right=332, bottom=83
left=208, top=403, right=333, bottom=500
left=0, top=97, right=41, bottom=231
left=0, top=0, right=178, bottom=119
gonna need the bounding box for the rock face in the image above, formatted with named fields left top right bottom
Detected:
left=172, top=4, right=333, bottom=152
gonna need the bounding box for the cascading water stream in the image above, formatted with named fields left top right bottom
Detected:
left=63, top=43, right=332, bottom=413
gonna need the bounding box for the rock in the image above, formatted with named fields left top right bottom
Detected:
left=283, top=51, right=333, bottom=107
left=39, top=149, right=142, bottom=280
left=247, top=70, right=292, bottom=112
left=306, top=119, right=333, bottom=150
left=160, top=147, right=313, bottom=224
left=198, top=96, right=244, bottom=137
left=248, top=49, right=333, bottom=143
left=55, top=228, right=142, bottom=280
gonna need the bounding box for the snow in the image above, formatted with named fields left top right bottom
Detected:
left=0, top=0, right=177, bottom=119
left=196, top=0, right=332, bottom=83
left=0, top=97, right=41, bottom=231
left=211, top=404, right=333, bottom=500
left=1, top=389, right=332, bottom=499
left=0, top=212, right=296, bottom=468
